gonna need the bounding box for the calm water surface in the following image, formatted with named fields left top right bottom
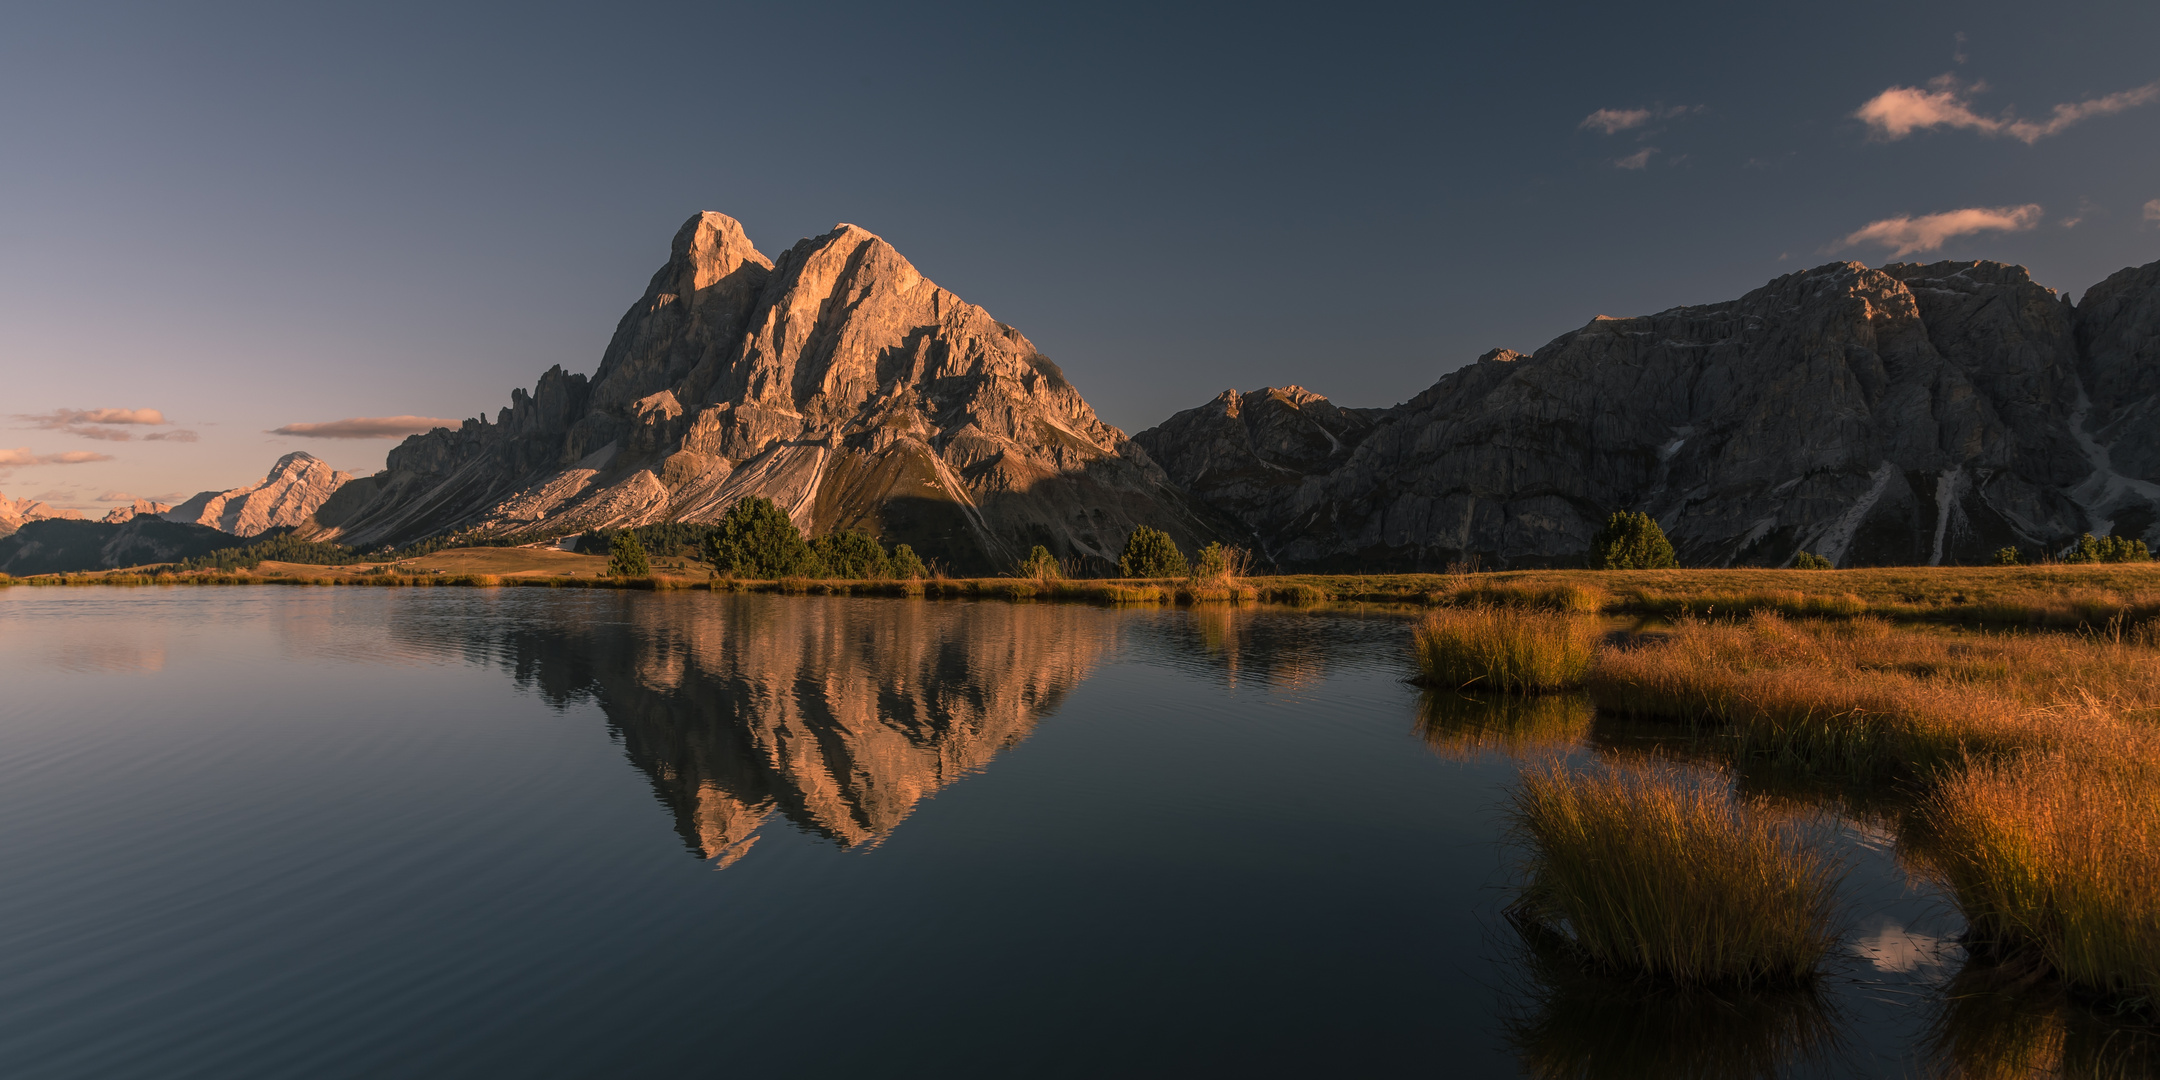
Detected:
left=0, top=589, right=1999, bottom=1077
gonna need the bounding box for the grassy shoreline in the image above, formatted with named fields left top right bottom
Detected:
left=4, top=561, right=2158, bottom=626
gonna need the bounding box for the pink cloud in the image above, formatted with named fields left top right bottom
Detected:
left=1840, top=204, right=2044, bottom=257
left=270, top=415, right=458, bottom=439
left=1856, top=75, right=2160, bottom=144
left=0, top=448, right=116, bottom=468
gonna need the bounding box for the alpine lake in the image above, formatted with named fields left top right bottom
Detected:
left=0, top=587, right=2136, bottom=1077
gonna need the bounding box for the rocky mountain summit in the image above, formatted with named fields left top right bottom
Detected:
left=166, top=452, right=353, bottom=536
left=101, top=498, right=173, bottom=525
left=1136, top=258, right=2160, bottom=568
left=314, top=212, right=1219, bottom=572
left=0, top=494, right=82, bottom=537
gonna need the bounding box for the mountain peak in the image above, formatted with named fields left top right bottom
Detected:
left=314, top=211, right=1219, bottom=570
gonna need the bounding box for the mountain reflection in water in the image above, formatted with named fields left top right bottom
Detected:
left=436, top=594, right=1118, bottom=863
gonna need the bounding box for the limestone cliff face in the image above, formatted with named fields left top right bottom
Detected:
left=101, top=498, right=173, bottom=525
left=165, top=452, right=353, bottom=537
left=449, top=595, right=1114, bottom=864
left=1137, top=259, right=2160, bottom=568
left=319, top=212, right=1220, bottom=571
left=0, top=494, right=82, bottom=537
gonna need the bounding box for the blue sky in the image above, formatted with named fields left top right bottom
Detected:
left=3, top=1, right=2157, bottom=511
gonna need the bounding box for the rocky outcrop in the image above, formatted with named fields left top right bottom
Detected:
left=0, top=494, right=82, bottom=538
left=1138, top=259, right=2160, bottom=569
left=101, top=498, right=173, bottom=525
left=166, top=452, right=354, bottom=536
left=0, top=517, right=239, bottom=575
left=316, top=212, right=1222, bottom=572
left=1130, top=386, right=1381, bottom=531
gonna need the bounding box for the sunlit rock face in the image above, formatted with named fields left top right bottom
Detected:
left=100, top=498, right=172, bottom=525
left=318, top=212, right=1222, bottom=571
left=165, top=452, right=353, bottom=536
left=461, top=596, right=1116, bottom=864
left=0, top=494, right=82, bottom=537
left=1139, top=258, right=2160, bottom=568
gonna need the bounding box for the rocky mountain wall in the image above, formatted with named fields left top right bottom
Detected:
left=1136, top=258, right=2160, bottom=569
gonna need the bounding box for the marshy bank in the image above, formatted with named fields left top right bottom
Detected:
left=1433, top=601, right=2160, bottom=1049
left=9, top=560, right=2160, bottom=629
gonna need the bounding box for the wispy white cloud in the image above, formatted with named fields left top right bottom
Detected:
left=2145, top=199, right=2160, bottom=223
left=1840, top=204, right=2044, bottom=258
left=142, top=430, right=200, bottom=443
left=1613, top=147, right=1658, bottom=170
left=269, top=415, right=457, bottom=439
left=1856, top=75, right=2160, bottom=144
left=1952, top=31, right=1968, bottom=65
left=1579, top=105, right=1700, bottom=135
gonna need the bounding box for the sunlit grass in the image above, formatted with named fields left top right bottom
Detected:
left=1922, top=733, right=2160, bottom=1009
left=1583, top=614, right=2159, bottom=778
left=1509, top=758, right=1842, bottom=987
left=1413, top=607, right=1598, bottom=693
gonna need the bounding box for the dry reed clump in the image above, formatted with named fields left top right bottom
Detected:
left=1509, top=759, right=1842, bottom=986
left=1413, top=606, right=1599, bottom=693
left=1921, top=732, right=2160, bottom=1010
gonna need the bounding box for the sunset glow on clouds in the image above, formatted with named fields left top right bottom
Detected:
left=14, top=407, right=182, bottom=443
left=0, top=448, right=116, bottom=469
left=1855, top=75, right=2160, bottom=143
left=1840, top=204, right=2045, bottom=257
left=270, top=416, right=459, bottom=439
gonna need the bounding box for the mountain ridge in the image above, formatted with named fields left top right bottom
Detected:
left=1135, top=256, right=2160, bottom=568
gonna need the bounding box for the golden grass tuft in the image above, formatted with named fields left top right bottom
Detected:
left=1509, top=759, right=1841, bottom=986
left=1921, top=732, right=2160, bottom=1008
left=1413, top=606, right=1598, bottom=693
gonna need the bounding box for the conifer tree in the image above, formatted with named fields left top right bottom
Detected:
left=1588, top=511, right=1677, bottom=570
